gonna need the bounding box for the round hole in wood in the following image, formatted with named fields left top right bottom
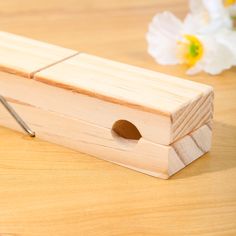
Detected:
left=112, top=120, right=142, bottom=140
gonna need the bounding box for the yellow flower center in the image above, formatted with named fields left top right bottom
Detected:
left=224, top=0, right=236, bottom=7
left=177, top=35, right=204, bottom=67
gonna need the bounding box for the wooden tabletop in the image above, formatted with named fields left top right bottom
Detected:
left=0, top=1, right=235, bottom=235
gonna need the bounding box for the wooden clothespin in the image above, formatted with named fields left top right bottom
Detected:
left=0, top=31, right=213, bottom=179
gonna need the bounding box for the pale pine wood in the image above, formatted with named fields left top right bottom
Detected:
left=0, top=97, right=212, bottom=179
left=0, top=71, right=171, bottom=145
left=35, top=52, right=213, bottom=144
left=0, top=31, right=213, bottom=145
left=0, top=1, right=235, bottom=236
left=0, top=31, right=77, bottom=78
left=0, top=32, right=213, bottom=176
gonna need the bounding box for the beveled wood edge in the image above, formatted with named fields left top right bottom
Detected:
left=0, top=30, right=212, bottom=121
left=34, top=75, right=171, bottom=117
left=0, top=41, right=212, bottom=122
left=0, top=65, right=29, bottom=78
left=1, top=51, right=213, bottom=121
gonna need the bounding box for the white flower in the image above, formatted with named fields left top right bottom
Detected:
left=146, top=11, right=236, bottom=75
left=190, top=0, right=236, bottom=28
left=223, top=0, right=236, bottom=17
left=189, top=0, right=233, bottom=31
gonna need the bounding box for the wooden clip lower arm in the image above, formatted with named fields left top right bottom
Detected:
left=0, top=31, right=214, bottom=178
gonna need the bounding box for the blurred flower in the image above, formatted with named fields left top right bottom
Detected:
left=224, top=0, right=236, bottom=17
left=189, top=0, right=233, bottom=31
left=190, top=0, right=236, bottom=30
left=147, top=11, right=236, bottom=75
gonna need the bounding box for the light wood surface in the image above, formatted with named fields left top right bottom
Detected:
left=0, top=0, right=235, bottom=235
left=0, top=32, right=213, bottom=145
left=35, top=52, right=213, bottom=144
left=0, top=95, right=212, bottom=179
left=0, top=31, right=77, bottom=78
left=0, top=32, right=213, bottom=178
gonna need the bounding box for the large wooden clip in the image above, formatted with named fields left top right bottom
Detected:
left=0, top=32, right=213, bottom=179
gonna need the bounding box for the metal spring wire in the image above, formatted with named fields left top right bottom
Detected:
left=0, top=95, right=35, bottom=137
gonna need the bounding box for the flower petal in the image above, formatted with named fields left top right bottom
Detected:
left=146, top=11, right=182, bottom=65
left=189, top=0, right=205, bottom=15
left=149, top=11, right=183, bottom=38
left=203, top=0, right=225, bottom=19
left=186, top=62, right=204, bottom=75
left=184, top=13, right=206, bottom=34
left=188, top=0, right=233, bottom=31
left=215, top=29, right=236, bottom=63
left=199, top=35, right=235, bottom=74
left=228, top=4, right=236, bottom=17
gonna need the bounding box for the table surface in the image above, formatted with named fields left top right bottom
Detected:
left=0, top=1, right=236, bottom=235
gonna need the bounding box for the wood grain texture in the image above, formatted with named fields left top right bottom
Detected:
left=35, top=52, right=212, bottom=117
left=0, top=46, right=213, bottom=177
left=34, top=52, right=213, bottom=144
left=0, top=31, right=77, bottom=78
left=0, top=33, right=213, bottom=144
left=0, top=71, right=172, bottom=145
left=0, top=0, right=235, bottom=236
left=0, top=98, right=211, bottom=179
